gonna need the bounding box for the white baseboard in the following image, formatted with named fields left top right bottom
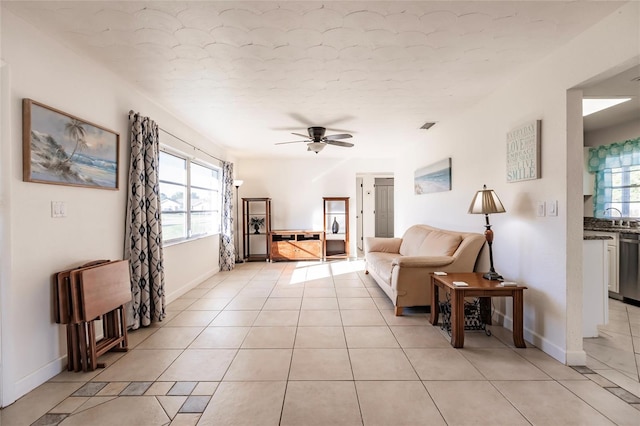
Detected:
left=165, top=268, right=219, bottom=304
left=10, top=355, right=67, bottom=406
left=4, top=269, right=219, bottom=407
left=493, top=310, right=571, bottom=365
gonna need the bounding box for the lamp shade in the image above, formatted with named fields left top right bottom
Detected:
left=468, top=185, right=506, bottom=215
left=234, top=179, right=244, bottom=188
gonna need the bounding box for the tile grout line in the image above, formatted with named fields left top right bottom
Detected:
left=624, top=304, right=640, bottom=383
left=30, top=261, right=640, bottom=425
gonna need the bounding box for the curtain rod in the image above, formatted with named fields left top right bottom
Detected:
left=159, top=128, right=224, bottom=164
left=128, top=110, right=225, bottom=164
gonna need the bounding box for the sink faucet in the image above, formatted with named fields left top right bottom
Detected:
left=604, top=207, right=623, bottom=225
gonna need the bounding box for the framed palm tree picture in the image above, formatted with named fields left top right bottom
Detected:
left=22, top=99, right=119, bottom=189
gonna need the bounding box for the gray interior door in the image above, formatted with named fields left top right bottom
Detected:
left=375, top=178, right=394, bottom=237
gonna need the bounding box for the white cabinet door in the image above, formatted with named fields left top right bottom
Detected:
left=583, top=239, right=608, bottom=337
left=607, top=244, right=619, bottom=293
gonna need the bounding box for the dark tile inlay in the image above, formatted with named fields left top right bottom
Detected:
left=31, top=413, right=68, bottom=426
left=179, top=395, right=211, bottom=413
left=168, top=381, right=197, bottom=396
left=606, top=387, right=640, bottom=404
left=120, top=381, right=153, bottom=396
left=571, top=366, right=595, bottom=374
left=71, top=382, right=108, bottom=397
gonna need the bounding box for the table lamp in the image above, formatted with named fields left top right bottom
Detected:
left=468, top=184, right=506, bottom=280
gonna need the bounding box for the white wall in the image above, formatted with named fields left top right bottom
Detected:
left=584, top=119, right=640, bottom=147
left=236, top=158, right=393, bottom=257
left=393, top=2, right=638, bottom=363
left=0, top=10, right=227, bottom=406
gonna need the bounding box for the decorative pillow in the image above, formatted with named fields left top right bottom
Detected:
left=417, top=231, right=462, bottom=257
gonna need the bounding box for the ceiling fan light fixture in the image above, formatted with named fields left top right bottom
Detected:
left=307, top=142, right=325, bottom=154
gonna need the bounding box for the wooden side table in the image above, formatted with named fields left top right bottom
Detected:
left=430, top=272, right=527, bottom=348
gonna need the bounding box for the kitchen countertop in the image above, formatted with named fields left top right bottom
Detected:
left=584, top=226, right=640, bottom=234
left=584, top=217, right=640, bottom=235
left=584, top=235, right=614, bottom=240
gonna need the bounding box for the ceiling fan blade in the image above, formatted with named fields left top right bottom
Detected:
left=287, top=113, right=354, bottom=130
left=289, top=113, right=314, bottom=126
left=275, top=140, right=309, bottom=145
left=324, top=133, right=352, bottom=140
left=325, top=140, right=354, bottom=148
left=323, top=115, right=354, bottom=126
left=291, top=132, right=310, bottom=139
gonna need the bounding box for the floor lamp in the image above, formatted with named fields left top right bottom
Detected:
left=234, top=179, right=244, bottom=263
left=468, top=184, right=506, bottom=280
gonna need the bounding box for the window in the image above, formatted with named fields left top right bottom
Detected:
left=602, top=165, right=640, bottom=218
left=159, top=150, right=221, bottom=243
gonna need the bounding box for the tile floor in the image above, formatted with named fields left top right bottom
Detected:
left=2, top=260, right=640, bottom=425
left=584, top=298, right=640, bottom=401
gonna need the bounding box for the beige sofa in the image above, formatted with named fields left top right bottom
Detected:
left=364, top=224, right=485, bottom=315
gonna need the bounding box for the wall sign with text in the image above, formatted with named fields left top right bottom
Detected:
left=506, top=120, right=541, bottom=183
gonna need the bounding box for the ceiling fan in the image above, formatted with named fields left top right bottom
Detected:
left=275, top=127, right=354, bottom=154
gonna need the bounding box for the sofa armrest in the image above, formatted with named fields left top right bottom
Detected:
left=364, top=237, right=402, bottom=254
left=393, top=256, right=455, bottom=268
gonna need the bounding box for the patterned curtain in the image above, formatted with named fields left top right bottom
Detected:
left=125, top=111, right=165, bottom=329
left=220, top=161, right=235, bottom=271
left=588, top=137, right=640, bottom=217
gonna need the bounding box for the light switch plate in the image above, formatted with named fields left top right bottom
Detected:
left=51, top=201, right=66, bottom=218
left=548, top=200, right=558, bottom=216
left=536, top=201, right=546, bottom=217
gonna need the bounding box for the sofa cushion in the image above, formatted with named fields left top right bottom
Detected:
left=366, top=252, right=397, bottom=285
left=417, top=231, right=462, bottom=256
left=398, top=225, right=431, bottom=256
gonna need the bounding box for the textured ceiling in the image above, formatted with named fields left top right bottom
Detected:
left=3, top=1, right=627, bottom=158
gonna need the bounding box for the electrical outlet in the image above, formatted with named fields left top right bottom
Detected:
left=548, top=200, right=558, bottom=216
left=536, top=201, right=546, bottom=217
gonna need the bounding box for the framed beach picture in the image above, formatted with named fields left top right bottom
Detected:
left=22, top=99, right=119, bottom=190
left=414, top=158, right=452, bottom=194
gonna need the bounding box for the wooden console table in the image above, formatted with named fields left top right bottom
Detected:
left=270, top=230, right=324, bottom=261
left=430, top=272, right=527, bottom=348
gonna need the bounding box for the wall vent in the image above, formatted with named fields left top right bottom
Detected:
left=420, top=122, right=436, bottom=130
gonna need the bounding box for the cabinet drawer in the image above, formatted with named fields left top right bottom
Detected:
left=270, top=240, right=322, bottom=261
left=294, top=241, right=323, bottom=259
left=271, top=241, right=296, bottom=259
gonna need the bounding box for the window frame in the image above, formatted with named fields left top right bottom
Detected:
left=600, top=165, right=640, bottom=218
left=159, top=147, right=221, bottom=245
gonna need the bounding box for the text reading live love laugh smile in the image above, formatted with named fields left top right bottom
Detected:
left=506, top=120, right=541, bottom=183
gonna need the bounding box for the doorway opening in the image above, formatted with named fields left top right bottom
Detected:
left=355, top=173, right=394, bottom=255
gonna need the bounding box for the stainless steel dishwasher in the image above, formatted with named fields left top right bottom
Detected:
left=619, top=233, right=640, bottom=305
